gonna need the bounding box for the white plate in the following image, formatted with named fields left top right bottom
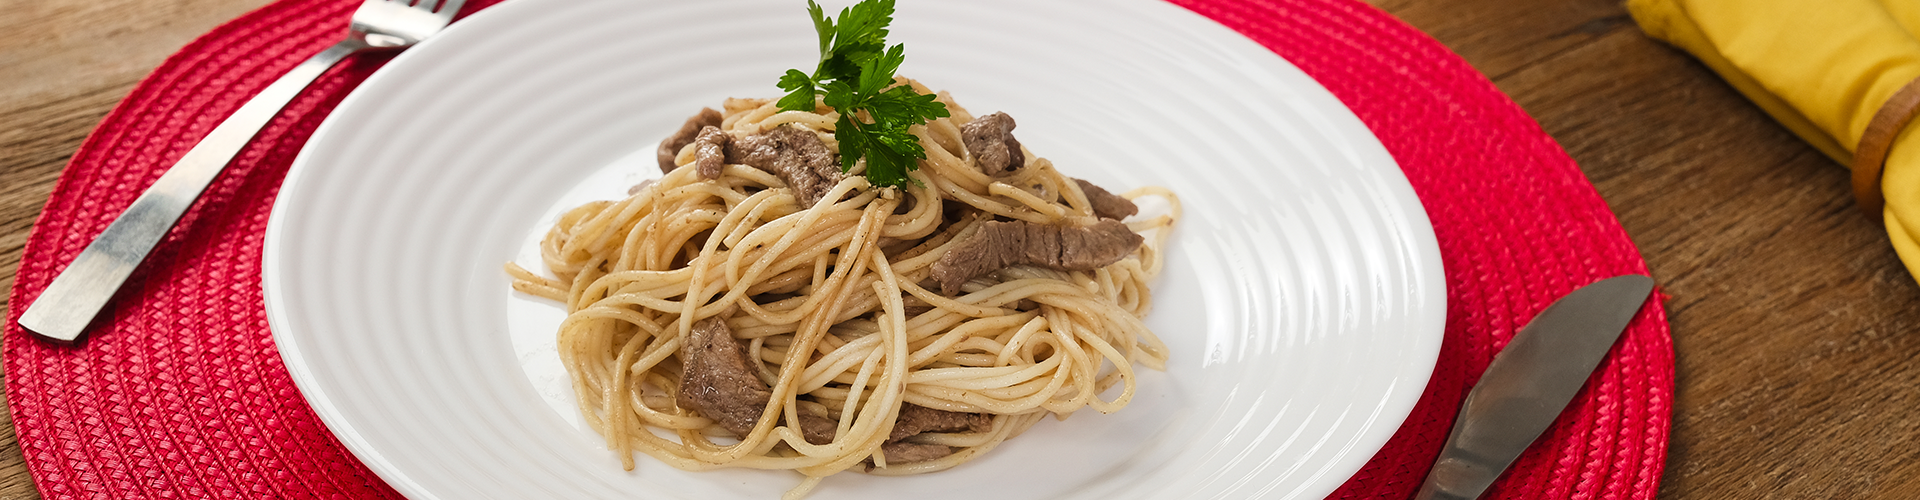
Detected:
left=263, top=0, right=1446, bottom=498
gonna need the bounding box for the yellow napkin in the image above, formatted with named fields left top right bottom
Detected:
left=1628, top=0, right=1920, bottom=281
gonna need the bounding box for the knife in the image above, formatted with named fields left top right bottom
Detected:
left=1413, top=274, right=1655, bottom=500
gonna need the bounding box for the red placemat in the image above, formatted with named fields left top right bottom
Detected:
left=3, top=0, right=1672, bottom=498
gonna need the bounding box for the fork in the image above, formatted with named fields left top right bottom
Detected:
left=17, top=0, right=467, bottom=344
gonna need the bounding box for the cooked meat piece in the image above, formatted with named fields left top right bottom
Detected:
left=889, top=403, right=991, bottom=442
left=691, top=126, right=730, bottom=179
left=677, top=316, right=838, bottom=443
left=658, top=108, right=724, bottom=173
left=961, top=112, right=1024, bottom=176
left=676, top=317, right=991, bottom=451
left=865, top=406, right=981, bottom=469
left=794, top=403, right=988, bottom=448
left=1073, top=178, right=1138, bottom=220
left=930, top=219, right=1144, bottom=295
left=798, top=411, right=838, bottom=445
left=677, top=316, right=774, bottom=438
left=726, top=125, right=844, bottom=207
left=873, top=441, right=955, bottom=467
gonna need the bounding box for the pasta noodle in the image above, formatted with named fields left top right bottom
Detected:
left=507, top=80, right=1178, bottom=498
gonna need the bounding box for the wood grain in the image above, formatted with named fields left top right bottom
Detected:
left=3, top=0, right=1919, bottom=498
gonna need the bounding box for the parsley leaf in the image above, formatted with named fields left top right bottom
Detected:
left=808, top=2, right=833, bottom=57
left=775, top=69, right=817, bottom=112
left=777, top=0, right=948, bottom=188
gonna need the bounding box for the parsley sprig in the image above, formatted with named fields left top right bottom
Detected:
left=775, top=0, right=949, bottom=188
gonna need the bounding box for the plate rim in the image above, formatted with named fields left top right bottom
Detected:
left=263, top=0, right=1447, bottom=497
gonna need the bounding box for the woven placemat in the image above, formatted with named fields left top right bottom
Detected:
left=1168, top=2, right=1673, bottom=498
left=3, top=0, right=1672, bottom=498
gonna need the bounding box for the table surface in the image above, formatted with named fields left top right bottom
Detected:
left=6, top=0, right=1920, bottom=498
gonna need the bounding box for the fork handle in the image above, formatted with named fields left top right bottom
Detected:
left=18, top=38, right=371, bottom=343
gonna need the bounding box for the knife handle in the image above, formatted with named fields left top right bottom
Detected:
left=1411, top=274, right=1655, bottom=500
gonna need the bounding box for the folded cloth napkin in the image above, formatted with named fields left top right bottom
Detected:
left=1628, top=0, right=1920, bottom=280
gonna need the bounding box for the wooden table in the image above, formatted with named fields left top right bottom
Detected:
left=5, top=0, right=1919, bottom=497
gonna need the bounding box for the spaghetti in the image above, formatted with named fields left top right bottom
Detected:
left=507, top=81, right=1178, bottom=498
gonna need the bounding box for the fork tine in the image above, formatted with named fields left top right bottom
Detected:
left=426, top=0, right=467, bottom=16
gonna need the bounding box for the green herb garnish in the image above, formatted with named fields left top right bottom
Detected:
left=775, top=0, right=949, bottom=188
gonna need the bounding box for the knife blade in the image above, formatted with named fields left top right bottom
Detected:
left=1413, top=274, right=1655, bottom=500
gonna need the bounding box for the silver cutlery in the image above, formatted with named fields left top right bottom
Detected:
left=1414, top=274, right=1656, bottom=500
left=18, top=0, right=466, bottom=344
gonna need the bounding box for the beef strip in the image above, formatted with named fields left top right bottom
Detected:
left=677, top=316, right=837, bottom=443
left=677, top=316, right=774, bottom=438
left=725, top=125, right=844, bottom=207
left=691, top=126, right=730, bottom=179
left=1073, top=178, right=1138, bottom=220
left=930, top=219, right=1144, bottom=295
left=864, top=405, right=991, bottom=469
left=890, top=403, right=992, bottom=442
left=677, top=314, right=996, bottom=462
left=658, top=108, right=724, bottom=174
left=872, top=441, right=956, bottom=469
left=798, top=411, right=838, bottom=446
left=961, top=112, right=1025, bottom=176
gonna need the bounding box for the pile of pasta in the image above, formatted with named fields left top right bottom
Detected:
left=508, top=81, right=1178, bottom=498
